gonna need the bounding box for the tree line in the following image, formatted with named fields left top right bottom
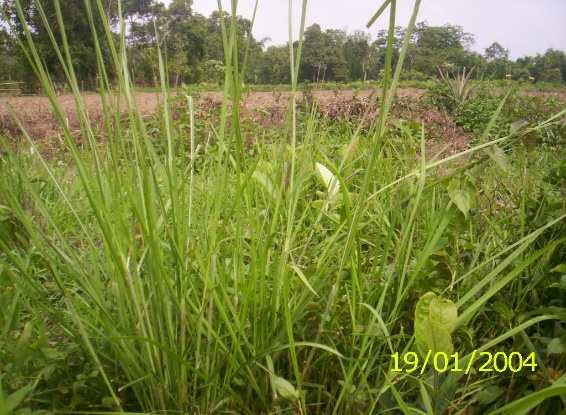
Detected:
left=1, top=0, right=566, bottom=89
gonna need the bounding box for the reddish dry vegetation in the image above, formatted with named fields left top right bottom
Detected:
left=0, top=87, right=496, bottom=158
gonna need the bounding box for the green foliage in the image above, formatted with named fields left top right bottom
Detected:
left=344, top=31, right=372, bottom=81
left=1, top=2, right=564, bottom=88
left=415, top=22, right=474, bottom=50
left=533, top=49, right=566, bottom=82
left=257, top=46, right=290, bottom=84
left=0, top=29, right=21, bottom=82
left=0, top=377, right=35, bottom=415
left=127, top=6, right=263, bottom=85
left=410, top=22, right=481, bottom=77
left=414, top=292, right=458, bottom=357
left=485, top=42, right=509, bottom=62
left=539, top=67, right=563, bottom=83
left=454, top=94, right=505, bottom=136
left=438, top=66, right=475, bottom=107
left=300, top=24, right=348, bottom=82
left=451, top=92, right=566, bottom=144
left=2, top=0, right=111, bottom=88
left=483, top=42, right=511, bottom=79
left=447, top=178, right=475, bottom=218
left=400, top=69, right=431, bottom=82
left=426, top=80, right=457, bottom=112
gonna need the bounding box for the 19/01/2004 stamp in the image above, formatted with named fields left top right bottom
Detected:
left=390, top=351, right=538, bottom=374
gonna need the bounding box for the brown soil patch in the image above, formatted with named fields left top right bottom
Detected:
left=1, top=86, right=561, bottom=157
left=0, top=88, right=467, bottom=159
left=505, top=89, right=566, bottom=101
left=0, top=92, right=163, bottom=144
left=0, top=89, right=427, bottom=143
left=2, top=87, right=564, bottom=143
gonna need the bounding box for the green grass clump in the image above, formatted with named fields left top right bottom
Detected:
left=1, top=0, right=565, bottom=414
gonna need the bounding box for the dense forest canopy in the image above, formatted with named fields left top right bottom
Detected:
left=1, top=0, right=566, bottom=88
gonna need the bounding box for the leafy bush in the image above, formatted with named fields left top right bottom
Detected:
left=438, top=66, right=475, bottom=105
left=400, top=70, right=431, bottom=82
left=539, top=68, right=563, bottom=83
left=504, top=95, right=566, bottom=144
left=427, top=80, right=459, bottom=112
left=453, top=95, right=505, bottom=136
left=431, top=85, right=566, bottom=144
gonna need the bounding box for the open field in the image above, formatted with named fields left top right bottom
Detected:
left=2, top=79, right=565, bottom=414
left=0, top=89, right=426, bottom=140
left=2, top=87, right=565, bottom=142
left=2, top=86, right=564, bottom=160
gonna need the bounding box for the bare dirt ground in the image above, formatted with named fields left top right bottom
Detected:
left=0, top=88, right=424, bottom=141
left=1, top=87, right=563, bottom=157
left=0, top=92, right=163, bottom=142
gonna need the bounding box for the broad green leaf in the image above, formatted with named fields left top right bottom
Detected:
left=252, top=170, right=276, bottom=200
left=271, top=375, right=299, bottom=401
left=315, top=162, right=340, bottom=201
left=14, top=322, right=33, bottom=366
left=265, top=356, right=300, bottom=402
left=40, top=347, right=63, bottom=360
left=429, top=296, right=458, bottom=333
left=550, top=263, right=566, bottom=273
left=414, top=292, right=458, bottom=357
left=311, top=200, right=324, bottom=210
left=485, top=145, right=509, bottom=172
left=447, top=181, right=473, bottom=218
left=547, top=337, right=565, bottom=354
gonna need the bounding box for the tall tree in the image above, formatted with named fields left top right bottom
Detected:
left=484, top=42, right=510, bottom=79
left=300, top=24, right=347, bottom=82
left=485, top=42, right=509, bottom=61
left=300, top=24, right=327, bottom=82
left=411, top=22, right=477, bottom=76
left=534, top=49, right=566, bottom=82
left=0, top=28, right=18, bottom=81
left=257, top=45, right=290, bottom=84
left=2, top=0, right=110, bottom=87
left=119, top=0, right=160, bottom=21
left=369, top=26, right=405, bottom=78
left=344, top=31, right=370, bottom=81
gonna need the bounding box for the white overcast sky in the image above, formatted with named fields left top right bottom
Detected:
left=165, top=0, right=566, bottom=59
